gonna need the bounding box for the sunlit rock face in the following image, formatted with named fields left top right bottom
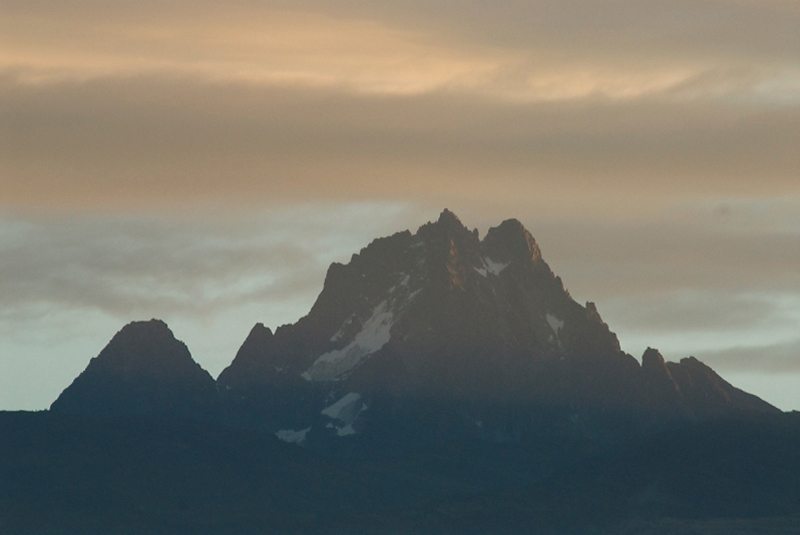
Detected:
left=50, top=320, right=219, bottom=422
left=217, top=209, right=779, bottom=446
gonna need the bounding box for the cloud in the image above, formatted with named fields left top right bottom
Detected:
left=529, top=214, right=800, bottom=299
left=698, top=339, right=800, bottom=374
left=0, top=203, right=427, bottom=326
left=598, top=293, right=787, bottom=334
left=2, top=0, right=799, bottom=102
left=1, top=1, right=798, bottom=215
left=1, top=72, right=798, bottom=214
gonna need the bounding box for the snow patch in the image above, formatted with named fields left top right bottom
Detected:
left=546, top=313, right=565, bottom=350
left=485, top=258, right=510, bottom=276
left=546, top=314, right=564, bottom=333
left=337, top=424, right=356, bottom=436
left=406, top=288, right=422, bottom=301
left=476, top=257, right=509, bottom=277
left=321, top=392, right=363, bottom=420
left=275, top=427, right=310, bottom=445
left=321, top=392, right=366, bottom=437
left=304, top=302, right=394, bottom=381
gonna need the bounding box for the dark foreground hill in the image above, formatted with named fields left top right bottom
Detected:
left=2, top=410, right=800, bottom=534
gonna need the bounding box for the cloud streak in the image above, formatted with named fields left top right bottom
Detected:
left=1, top=73, right=798, bottom=213
left=0, top=205, right=425, bottom=323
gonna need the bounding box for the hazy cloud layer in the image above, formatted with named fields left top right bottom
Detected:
left=0, top=204, right=426, bottom=324
left=3, top=0, right=798, bottom=96
left=699, top=339, right=800, bottom=374
left=530, top=212, right=800, bottom=299
left=1, top=73, right=798, bottom=213
left=1, top=0, right=799, bottom=213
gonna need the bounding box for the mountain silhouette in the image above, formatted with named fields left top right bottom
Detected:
left=214, top=210, right=777, bottom=444
left=51, top=319, right=219, bottom=422
left=50, top=211, right=776, bottom=441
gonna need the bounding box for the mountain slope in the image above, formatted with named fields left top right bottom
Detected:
left=51, top=320, right=219, bottom=422
left=217, top=210, right=778, bottom=444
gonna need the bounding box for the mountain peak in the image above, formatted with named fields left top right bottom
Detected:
left=437, top=208, right=464, bottom=227
left=641, top=347, right=667, bottom=370
left=119, top=318, right=171, bottom=337
left=418, top=208, right=475, bottom=243
left=84, top=319, right=196, bottom=378
left=483, top=218, right=542, bottom=265
left=216, top=322, right=278, bottom=389
left=50, top=319, right=218, bottom=420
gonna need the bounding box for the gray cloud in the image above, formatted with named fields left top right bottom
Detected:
left=0, top=204, right=426, bottom=326
left=597, top=293, right=788, bottom=334
left=699, top=339, right=800, bottom=374
left=526, top=216, right=800, bottom=299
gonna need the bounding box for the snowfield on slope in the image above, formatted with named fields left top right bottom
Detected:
left=303, top=302, right=393, bottom=381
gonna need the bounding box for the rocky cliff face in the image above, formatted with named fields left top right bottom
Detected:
left=640, top=347, right=776, bottom=418
left=51, top=320, right=219, bottom=422
left=216, top=210, right=779, bottom=445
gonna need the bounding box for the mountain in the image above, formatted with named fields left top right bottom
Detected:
left=50, top=320, right=219, bottom=422
left=216, top=209, right=777, bottom=445
left=21, top=209, right=800, bottom=534
left=48, top=210, right=777, bottom=443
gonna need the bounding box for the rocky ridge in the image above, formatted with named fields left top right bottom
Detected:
left=52, top=210, right=779, bottom=447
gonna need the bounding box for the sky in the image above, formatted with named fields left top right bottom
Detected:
left=1, top=0, right=799, bottom=410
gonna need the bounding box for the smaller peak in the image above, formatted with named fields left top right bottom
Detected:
left=641, top=347, right=667, bottom=370
left=585, top=302, right=603, bottom=322
left=496, top=218, right=526, bottom=231
left=483, top=218, right=542, bottom=263
left=119, top=319, right=173, bottom=337
left=246, top=322, right=274, bottom=340
left=415, top=208, right=475, bottom=243
left=126, top=318, right=169, bottom=329
left=679, top=356, right=706, bottom=369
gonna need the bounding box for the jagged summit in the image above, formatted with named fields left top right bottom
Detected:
left=221, top=210, right=605, bottom=388
left=215, top=210, right=777, bottom=443
left=483, top=218, right=544, bottom=265
left=51, top=211, right=779, bottom=445
left=51, top=319, right=218, bottom=421
left=437, top=207, right=465, bottom=228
